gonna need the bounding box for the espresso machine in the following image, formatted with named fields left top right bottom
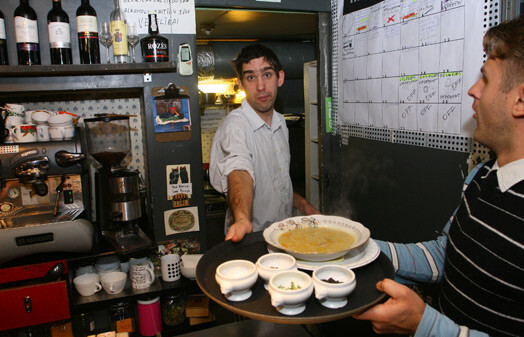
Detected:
left=84, top=115, right=151, bottom=253
left=0, top=134, right=94, bottom=264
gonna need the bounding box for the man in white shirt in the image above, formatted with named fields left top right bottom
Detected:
left=210, top=44, right=320, bottom=242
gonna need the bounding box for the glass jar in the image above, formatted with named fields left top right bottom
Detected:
left=162, top=292, right=187, bottom=326
left=72, top=312, right=95, bottom=337
left=109, top=301, right=136, bottom=333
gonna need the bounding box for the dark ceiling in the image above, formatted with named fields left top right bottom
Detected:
left=195, top=9, right=318, bottom=41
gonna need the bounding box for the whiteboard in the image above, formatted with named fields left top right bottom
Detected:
left=331, top=0, right=500, bottom=152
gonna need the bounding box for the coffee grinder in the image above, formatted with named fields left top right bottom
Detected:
left=84, top=115, right=151, bottom=253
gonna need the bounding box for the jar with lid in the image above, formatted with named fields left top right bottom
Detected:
left=162, top=292, right=187, bottom=326
left=72, top=312, right=95, bottom=337
left=109, top=301, right=135, bottom=333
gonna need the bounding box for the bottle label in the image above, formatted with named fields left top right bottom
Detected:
left=14, top=17, right=39, bottom=43
left=0, top=19, right=6, bottom=40
left=48, top=22, right=71, bottom=48
left=77, top=15, right=98, bottom=33
left=110, top=20, right=128, bottom=56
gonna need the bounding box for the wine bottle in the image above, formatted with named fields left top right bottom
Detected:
left=47, top=0, right=72, bottom=64
left=0, top=10, right=8, bottom=65
left=140, top=13, right=169, bottom=63
left=76, top=0, right=100, bottom=64
left=110, top=0, right=128, bottom=63
left=14, top=0, right=41, bottom=65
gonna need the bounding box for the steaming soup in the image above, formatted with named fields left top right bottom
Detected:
left=278, top=227, right=355, bottom=254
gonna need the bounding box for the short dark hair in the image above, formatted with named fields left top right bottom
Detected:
left=232, top=44, right=283, bottom=79
left=483, top=15, right=524, bottom=93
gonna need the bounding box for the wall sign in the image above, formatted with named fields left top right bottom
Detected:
left=122, top=0, right=196, bottom=35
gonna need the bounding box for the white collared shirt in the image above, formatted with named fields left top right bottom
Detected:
left=492, top=158, right=524, bottom=192
left=209, top=99, right=293, bottom=233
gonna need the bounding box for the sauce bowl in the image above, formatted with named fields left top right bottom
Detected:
left=256, top=253, right=297, bottom=289
left=268, top=270, right=313, bottom=315
left=312, top=265, right=356, bottom=309
left=215, top=260, right=258, bottom=301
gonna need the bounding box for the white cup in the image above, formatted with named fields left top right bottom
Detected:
left=100, top=271, right=127, bottom=295
left=36, top=125, right=50, bottom=142
left=73, top=273, right=102, bottom=297
left=161, top=254, right=181, bottom=282
left=5, top=103, right=25, bottom=116
left=130, top=257, right=155, bottom=289
left=12, top=124, right=37, bottom=143
left=49, top=125, right=75, bottom=141
left=5, top=115, right=25, bottom=128
left=31, top=110, right=51, bottom=125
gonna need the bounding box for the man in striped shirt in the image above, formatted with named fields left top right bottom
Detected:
left=353, top=15, right=524, bottom=337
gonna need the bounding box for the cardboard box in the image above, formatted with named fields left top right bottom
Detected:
left=189, top=313, right=215, bottom=326
left=185, top=294, right=210, bottom=317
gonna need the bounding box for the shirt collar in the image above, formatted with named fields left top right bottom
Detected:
left=492, top=158, right=524, bottom=192
left=241, top=99, right=282, bottom=132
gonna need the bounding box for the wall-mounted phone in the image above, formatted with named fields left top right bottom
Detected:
left=177, top=43, right=193, bottom=76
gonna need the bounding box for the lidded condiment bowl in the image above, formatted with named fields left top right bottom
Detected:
left=256, top=253, right=297, bottom=289
left=215, top=259, right=258, bottom=302
left=312, top=265, right=356, bottom=309
left=268, top=270, right=313, bottom=315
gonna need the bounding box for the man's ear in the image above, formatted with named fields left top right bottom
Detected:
left=277, top=70, right=285, bottom=87
left=514, top=83, right=524, bottom=118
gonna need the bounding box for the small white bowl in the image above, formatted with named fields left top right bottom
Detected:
left=47, top=113, right=73, bottom=126
left=256, top=253, right=297, bottom=289
left=312, top=265, right=356, bottom=309
left=181, top=254, right=203, bottom=279
left=268, top=270, right=313, bottom=315
left=215, top=260, right=258, bottom=301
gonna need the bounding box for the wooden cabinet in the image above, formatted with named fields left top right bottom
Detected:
left=0, top=260, right=70, bottom=331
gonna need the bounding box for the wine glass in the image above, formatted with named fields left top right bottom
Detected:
left=99, top=22, right=112, bottom=64
left=127, top=23, right=139, bottom=63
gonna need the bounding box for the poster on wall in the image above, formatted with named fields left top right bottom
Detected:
left=152, top=86, right=192, bottom=142
left=166, top=164, right=192, bottom=208
left=164, top=206, right=199, bottom=235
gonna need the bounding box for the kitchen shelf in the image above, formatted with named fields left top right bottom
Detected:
left=0, top=62, right=176, bottom=77
left=70, top=276, right=199, bottom=312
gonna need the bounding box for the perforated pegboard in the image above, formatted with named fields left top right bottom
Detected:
left=331, top=0, right=502, bottom=156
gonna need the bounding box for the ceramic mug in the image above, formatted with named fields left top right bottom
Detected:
left=49, top=125, right=74, bottom=141
left=36, top=125, right=50, bottom=142
left=73, top=273, right=102, bottom=296
left=130, top=257, right=155, bottom=289
left=12, top=124, right=37, bottom=143
left=100, top=271, right=127, bottom=295
left=5, top=115, right=25, bottom=128
left=5, top=103, right=25, bottom=116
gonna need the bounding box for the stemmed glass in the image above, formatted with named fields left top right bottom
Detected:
left=99, top=22, right=112, bottom=64
left=127, top=23, right=139, bottom=63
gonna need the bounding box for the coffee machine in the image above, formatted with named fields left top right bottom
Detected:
left=84, top=115, right=151, bottom=253
left=0, top=134, right=94, bottom=264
